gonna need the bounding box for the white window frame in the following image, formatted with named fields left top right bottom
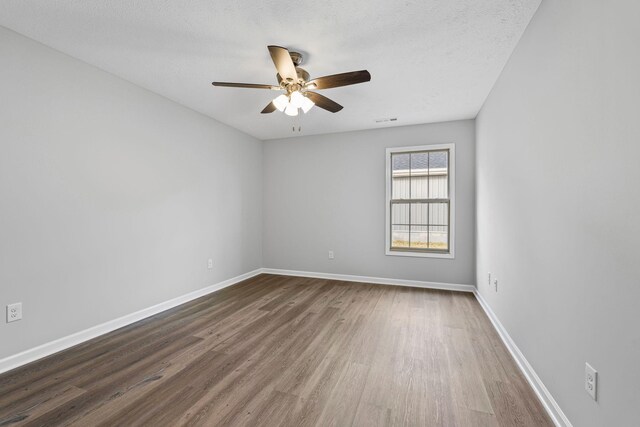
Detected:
left=385, top=143, right=455, bottom=259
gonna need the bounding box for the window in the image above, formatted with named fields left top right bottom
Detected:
left=385, top=144, right=455, bottom=258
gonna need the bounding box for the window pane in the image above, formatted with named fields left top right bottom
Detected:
left=392, top=175, right=410, bottom=199
left=410, top=152, right=429, bottom=199
left=428, top=202, right=449, bottom=226
left=410, top=174, right=429, bottom=199
left=391, top=225, right=410, bottom=248
left=428, top=175, right=448, bottom=198
left=429, top=151, right=448, bottom=198
left=392, top=153, right=410, bottom=171
left=391, top=203, right=409, bottom=225
left=428, top=226, right=449, bottom=250
left=409, top=225, right=429, bottom=249
left=391, top=153, right=410, bottom=199
left=429, top=151, right=448, bottom=170
left=410, top=152, right=429, bottom=170
left=409, top=202, right=428, bottom=226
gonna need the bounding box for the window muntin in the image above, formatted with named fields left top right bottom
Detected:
left=386, top=145, right=454, bottom=257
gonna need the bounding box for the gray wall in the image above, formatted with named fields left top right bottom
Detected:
left=263, top=120, right=475, bottom=285
left=0, top=27, right=263, bottom=360
left=476, top=1, right=640, bottom=425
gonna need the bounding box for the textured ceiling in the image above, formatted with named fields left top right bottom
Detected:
left=0, top=0, right=540, bottom=140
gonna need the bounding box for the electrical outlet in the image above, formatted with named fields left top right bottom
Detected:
left=207, top=259, right=213, bottom=269
left=7, top=303, right=22, bottom=323
left=328, top=250, right=334, bottom=260
left=493, top=278, right=498, bottom=292
left=585, top=363, right=597, bottom=401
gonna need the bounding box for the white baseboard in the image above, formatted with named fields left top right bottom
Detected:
left=0, top=268, right=263, bottom=375
left=262, top=268, right=475, bottom=293
left=473, top=290, right=572, bottom=427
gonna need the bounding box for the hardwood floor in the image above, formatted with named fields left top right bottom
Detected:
left=0, top=274, right=553, bottom=426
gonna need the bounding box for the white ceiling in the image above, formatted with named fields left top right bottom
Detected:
left=0, top=0, right=540, bottom=140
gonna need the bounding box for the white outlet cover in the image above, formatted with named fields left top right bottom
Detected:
left=207, top=259, right=213, bottom=269
left=7, top=303, right=22, bottom=323
left=585, top=362, right=597, bottom=401
left=328, top=250, right=335, bottom=260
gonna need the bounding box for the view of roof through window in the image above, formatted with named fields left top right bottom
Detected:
left=392, top=151, right=448, bottom=170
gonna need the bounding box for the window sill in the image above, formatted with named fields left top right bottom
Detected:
left=385, top=249, right=455, bottom=259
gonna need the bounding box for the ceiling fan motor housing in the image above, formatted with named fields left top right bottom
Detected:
left=276, top=66, right=310, bottom=88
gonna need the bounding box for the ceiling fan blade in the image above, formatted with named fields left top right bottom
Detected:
left=261, top=102, right=277, bottom=114
left=307, top=70, right=371, bottom=90
left=267, top=45, right=298, bottom=83
left=305, top=91, right=343, bottom=113
left=212, top=82, right=279, bottom=89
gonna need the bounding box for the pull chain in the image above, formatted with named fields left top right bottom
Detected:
left=291, top=112, right=303, bottom=133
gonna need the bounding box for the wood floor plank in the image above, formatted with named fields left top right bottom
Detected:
left=484, top=380, right=541, bottom=427
left=445, top=326, right=495, bottom=414
left=18, top=336, right=204, bottom=426
left=314, top=361, right=369, bottom=426
left=0, top=274, right=554, bottom=427
left=453, top=406, right=501, bottom=427
left=240, top=390, right=299, bottom=427
left=352, top=402, right=392, bottom=427
left=104, top=297, right=329, bottom=425
left=178, top=308, right=341, bottom=426
left=0, top=385, right=85, bottom=427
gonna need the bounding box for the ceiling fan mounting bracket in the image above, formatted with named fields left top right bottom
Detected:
left=289, top=51, right=303, bottom=66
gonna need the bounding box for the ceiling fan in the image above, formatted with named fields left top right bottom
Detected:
left=212, top=45, right=371, bottom=116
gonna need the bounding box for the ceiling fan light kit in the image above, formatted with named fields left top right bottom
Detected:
left=289, top=91, right=305, bottom=109
left=284, top=103, right=299, bottom=116
left=300, top=96, right=314, bottom=113
left=277, top=88, right=313, bottom=116
left=273, top=94, right=289, bottom=112
left=212, top=45, right=371, bottom=116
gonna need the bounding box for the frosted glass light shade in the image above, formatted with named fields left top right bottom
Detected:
left=301, top=96, right=315, bottom=113
left=284, top=104, right=299, bottom=116
left=273, top=94, right=289, bottom=112
left=289, top=91, right=305, bottom=109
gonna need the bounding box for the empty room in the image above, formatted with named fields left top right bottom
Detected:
left=0, top=1, right=638, bottom=426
